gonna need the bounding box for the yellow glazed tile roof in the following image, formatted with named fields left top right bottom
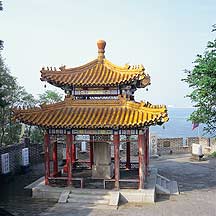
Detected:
left=40, top=39, right=150, bottom=88
left=13, top=95, right=168, bottom=129
left=41, top=59, right=150, bottom=87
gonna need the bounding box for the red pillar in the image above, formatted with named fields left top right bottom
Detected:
left=89, top=135, right=94, bottom=168
left=138, top=130, right=145, bottom=189
left=144, top=128, right=149, bottom=176
left=126, top=135, right=131, bottom=170
left=66, top=134, right=72, bottom=186
left=53, top=141, right=58, bottom=176
left=72, top=137, right=76, bottom=167
left=114, top=131, right=120, bottom=190
left=44, top=132, right=50, bottom=185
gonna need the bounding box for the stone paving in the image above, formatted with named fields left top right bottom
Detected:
left=1, top=154, right=216, bottom=216
left=0, top=163, right=56, bottom=216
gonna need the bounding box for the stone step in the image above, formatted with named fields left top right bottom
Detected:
left=156, top=175, right=180, bottom=195
left=168, top=181, right=179, bottom=195
left=109, top=191, right=120, bottom=207
left=156, top=176, right=161, bottom=185
left=65, top=202, right=117, bottom=209
left=67, top=190, right=111, bottom=205
left=67, top=196, right=109, bottom=205
left=68, top=193, right=110, bottom=200
left=58, top=190, right=70, bottom=203
left=155, top=184, right=170, bottom=195
left=70, top=188, right=110, bottom=196
left=161, top=179, right=167, bottom=189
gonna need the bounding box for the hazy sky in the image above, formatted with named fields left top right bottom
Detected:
left=1, top=0, right=216, bottom=107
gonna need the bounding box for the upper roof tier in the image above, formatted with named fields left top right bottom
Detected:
left=40, top=40, right=150, bottom=88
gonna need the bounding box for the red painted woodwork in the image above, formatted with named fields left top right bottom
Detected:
left=72, top=142, right=76, bottom=167
left=66, top=134, right=73, bottom=186
left=145, top=128, right=149, bottom=176
left=126, top=135, right=131, bottom=169
left=44, top=133, right=50, bottom=185
left=89, top=135, right=94, bottom=168
left=53, top=141, right=58, bottom=176
left=138, top=130, right=145, bottom=189
left=114, top=132, right=120, bottom=190
left=63, top=142, right=69, bottom=173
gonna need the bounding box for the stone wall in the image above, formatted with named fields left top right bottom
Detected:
left=0, top=141, right=43, bottom=175
left=157, top=138, right=191, bottom=155
left=186, top=137, right=199, bottom=146
left=209, top=138, right=216, bottom=153
left=199, top=137, right=216, bottom=155
left=156, top=137, right=216, bottom=156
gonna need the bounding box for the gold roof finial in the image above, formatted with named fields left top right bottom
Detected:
left=97, top=39, right=106, bottom=61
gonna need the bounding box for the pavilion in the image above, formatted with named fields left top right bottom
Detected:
left=13, top=40, right=168, bottom=190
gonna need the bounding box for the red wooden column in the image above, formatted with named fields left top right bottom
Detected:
left=138, top=129, right=145, bottom=189
left=66, top=133, right=73, bottom=186
left=144, top=128, right=149, bottom=176
left=52, top=140, right=58, bottom=176
left=44, top=132, right=50, bottom=185
left=126, top=135, right=131, bottom=170
left=71, top=135, right=76, bottom=168
left=89, top=135, right=94, bottom=168
left=113, top=130, right=120, bottom=190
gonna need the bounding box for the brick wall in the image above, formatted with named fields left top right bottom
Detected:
left=0, top=141, right=43, bottom=175
left=186, top=137, right=199, bottom=146
left=157, top=138, right=191, bottom=155
left=209, top=138, right=216, bottom=153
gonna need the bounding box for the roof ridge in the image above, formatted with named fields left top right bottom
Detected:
left=103, top=59, right=145, bottom=74
left=40, top=58, right=99, bottom=75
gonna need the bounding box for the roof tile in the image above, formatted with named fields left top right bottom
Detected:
left=13, top=96, right=168, bottom=129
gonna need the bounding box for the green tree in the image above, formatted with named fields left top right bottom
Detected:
left=26, top=90, right=63, bottom=144
left=0, top=53, right=38, bottom=145
left=38, top=90, right=63, bottom=104
left=183, top=25, right=216, bottom=135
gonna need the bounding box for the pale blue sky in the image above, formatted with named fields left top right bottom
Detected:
left=1, top=0, right=215, bottom=107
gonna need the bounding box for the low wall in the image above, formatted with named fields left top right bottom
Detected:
left=157, top=138, right=191, bottom=155
left=0, top=141, right=43, bottom=175
left=157, top=137, right=216, bottom=155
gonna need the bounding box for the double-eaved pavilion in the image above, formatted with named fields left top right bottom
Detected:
left=13, top=40, right=168, bottom=191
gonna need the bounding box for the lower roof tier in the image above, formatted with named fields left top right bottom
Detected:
left=13, top=95, right=168, bottom=129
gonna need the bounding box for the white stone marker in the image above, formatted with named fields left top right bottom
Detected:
left=192, top=143, right=202, bottom=156
left=62, top=144, right=66, bottom=160
left=22, top=148, right=29, bottom=166
left=1, top=153, right=10, bottom=174
left=150, top=133, right=158, bottom=156
left=81, top=141, right=87, bottom=152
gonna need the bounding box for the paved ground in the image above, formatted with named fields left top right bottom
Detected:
left=0, top=163, right=56, bottom=216
left=1, top=154, right=216, bottom=216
